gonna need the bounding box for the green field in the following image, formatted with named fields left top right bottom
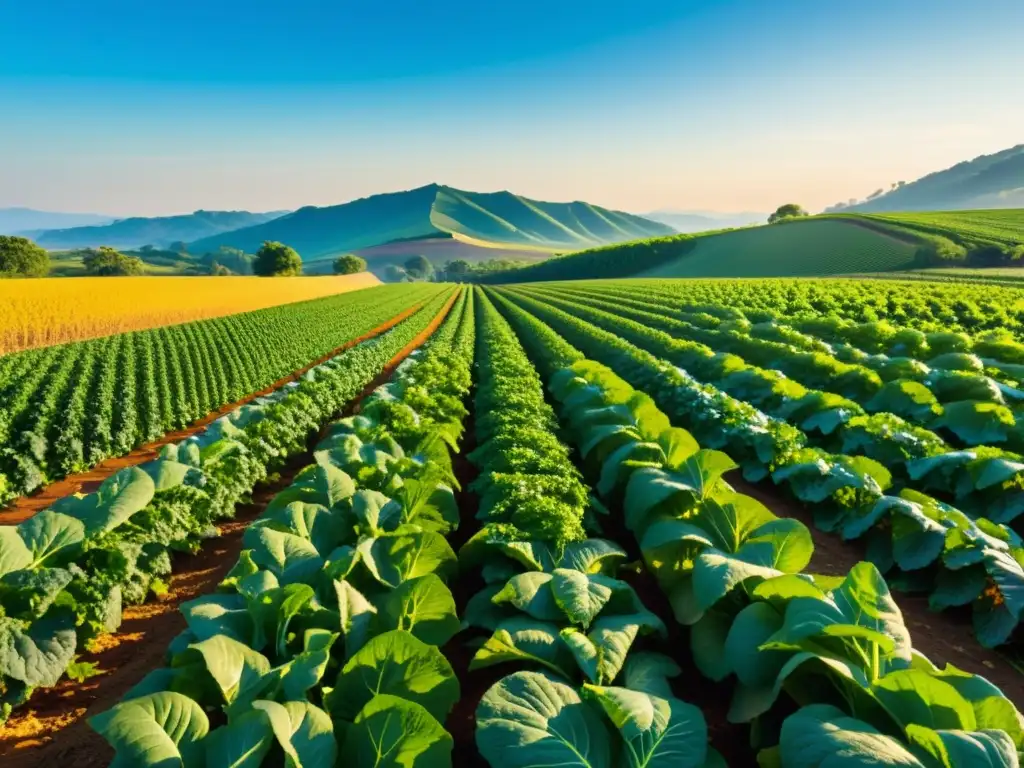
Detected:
left=636, top=219, right=917, bottom=277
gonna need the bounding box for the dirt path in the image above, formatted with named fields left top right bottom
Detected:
left=730, top=473, right=1024, bottom=708
left=1, top=302, right=426, bottom=525
left=0, top=292, right=459, bottom=763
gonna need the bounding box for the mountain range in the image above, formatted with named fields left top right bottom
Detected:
left=28, top=210, right=288, bottom=250
left=0, top=208, right=114, bottom=236
left=836, top=144, right=1024, bottom=213
left=187, top=184, right=675, bottom=272
left=642, top=209, right=766, bottom=233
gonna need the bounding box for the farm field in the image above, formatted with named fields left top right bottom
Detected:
left=2, top=280, right=1024, bottom=767
left=0, top=273, right=382, bottom=354
left=0, top=282, right=440, bottom=509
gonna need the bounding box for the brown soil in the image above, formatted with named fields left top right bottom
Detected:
left=0, top=292, right=460, bottom=763
left=1, top=301, right=426, bottom=525
left=729, top=473, right=1024, bottom=709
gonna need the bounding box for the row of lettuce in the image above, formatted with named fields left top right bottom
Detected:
left=465, top=290, right=724, bottom=768
left=528, top=283, right=1024, bottom=526
left=89, top=288, right=475, bottom=766
left=495, top=287, right=1024, bottom=649
left=0, top=287, right=455, bottom=723
left=486, top=287, right=1024, bottom=767
left=0, top=283, right=438, bottom=507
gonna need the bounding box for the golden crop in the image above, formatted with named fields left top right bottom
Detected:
left=0, top=273, right=382, bottom=355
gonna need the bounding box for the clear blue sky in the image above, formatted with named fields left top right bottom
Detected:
left=2, top=0, right=1022, bottom=215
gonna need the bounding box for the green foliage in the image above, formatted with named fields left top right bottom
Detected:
left=768, top=203, right=809, bottom=224
left=0, top=235, right=50, bottom=277
left=333, top=253, right=367, bottom=274
left=82, top=246, right=145, bottom=276
left=404, top=255, right=433, bottom=280
left=254, top=240, right=303, bottom=276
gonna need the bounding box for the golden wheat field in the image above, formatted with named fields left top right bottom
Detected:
left=0, top=273, right=382, bottom=355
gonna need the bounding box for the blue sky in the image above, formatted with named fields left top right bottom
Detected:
left=2, top=0, right=1022, bottom=215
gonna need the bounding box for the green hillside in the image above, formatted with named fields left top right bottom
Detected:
left=481, top=207, right=1024, bottom=283
left=33, top=210, right=287, bottom=250
left=839, top=144, right=1024, bottom=212
left=188, top=183, right=674, bottom=263
left=638, top=220, right=917, bottom=277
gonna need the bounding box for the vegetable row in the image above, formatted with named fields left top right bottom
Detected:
left=464, top=289, right=723, bottom=768
left=0, top=288, right=457, bottom=723
left=87, top=287, right=474, bottom=766
left=490, top=288, right=1024, bottom=767
left=526, top=283, right=1024, bottom=526
left=0, top=283, right=442, bottom=507
left=495, top=287, right=1024, bottom=649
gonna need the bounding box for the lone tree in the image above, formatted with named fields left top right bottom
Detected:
left=333, top=254, right=367, bottom=275
left=768, top=204, right=809, bottom=224
left=404, top=254, right=433, bottom=280
left=254, top=241, right=302, bottom=276
left=82, top=246, right=144, bottom=276
left=0, top=236, right=50, bottom=277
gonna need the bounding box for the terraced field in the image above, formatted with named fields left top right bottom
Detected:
left=5, top=279, right=1024, bottom=768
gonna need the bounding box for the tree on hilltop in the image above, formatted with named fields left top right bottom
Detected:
left=333, top=254, right=367, bottom=275
left=254, top=241, right=302, bottom=276
left=768, top=204, right=809, bottom=225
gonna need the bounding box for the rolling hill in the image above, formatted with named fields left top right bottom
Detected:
left=32, top=209, right=288, bottom=250
left=838, top=144, right=1024, bottom=213
left=0, top=208, right=113, bottom=235
left=480, top=208, right=1024, bottom=283
left=187, top=184, right=675, bottom=270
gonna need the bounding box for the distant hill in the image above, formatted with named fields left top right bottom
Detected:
left=481, top=208, right=1024, bottom=283
left=836, top=144, right=1024, bottom=213
left=642, top=209, right=765, bottom=232
left=32, top=210, right=288, bottom=250
left=0, top=208, right=114, bottom=236
left=187, top=184, right=675, bottom=271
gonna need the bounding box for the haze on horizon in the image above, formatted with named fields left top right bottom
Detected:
left=2, top=0, right=1023, bottom=218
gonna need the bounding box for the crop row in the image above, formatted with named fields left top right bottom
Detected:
left=89, top=287, right=476, bottom=766
left=494, top=288, right=1024, bottom=649
left=486, top=287, right=1024, bottom=766
left=0, top=287, right=457, bottom=723
left=581, top=277, right=1024, bottom=335
left=526, top=283, right=1024, bottom=524
left=0, top=283, right=442, bottom=507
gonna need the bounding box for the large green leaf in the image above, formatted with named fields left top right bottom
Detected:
left=252, top=699, right=337, bottom=768
left=89, top=691, right=210, bottom=768
left=476, top=671, right=612, bottom=768
left=872, top=669, right=977, bottom=732
left=15, top=510, right=85, bottom=568
left=335, top=580, right=378, bottom=659
left=620, top=652, right=681, bottom=699
left=358, top=531, right=457, bottom=589
left=378, top=573, right=460, bottom=646
left=550, top=569, right=618, bottom=630
left=347, top=694, right=453, bottom=768
left=558, top=539, right=627, bottom=575
left=0, top=609, right=78, bottom=687
left=0, top=527, right=32, bottom=578
left=243, top=526, right=325, bottom=586
left=776, top=704, right=923, bottom=767
left=258, top=501, right=349, bottom=556
left=492, top=571, right=564, bottom=622
left=57, top=467, right=156, bottom=535
left=326, top=630, right=458, bottom=724
left=561, top=614, right=656, bottom=685
left=172, top=634, right=271, bottom=708
left=352, top=490, right=404, bottom=535
left=584, top=685, right=709, bottom=768
left=905, top=723, right=1018, bottom=768
left=470, top=617, right=576, bottom=679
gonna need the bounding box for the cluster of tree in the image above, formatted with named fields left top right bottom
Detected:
left=0, top=236, right=50, bottom=277
left=379, top=255, right=434, bottom=283
left=81, top=246, right=145, bottom=276
left=767, top=204, right=809, bottom=225
left=825, top=181, right=907, bottom=213
left=434, top=258, right=535, bottom=282
left=332, top=254, right=367, bottom=274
